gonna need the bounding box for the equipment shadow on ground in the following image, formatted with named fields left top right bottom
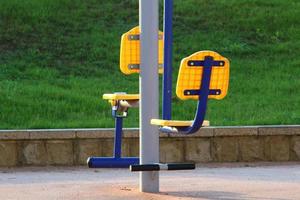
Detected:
left=160, top=190, right=289, bottom=200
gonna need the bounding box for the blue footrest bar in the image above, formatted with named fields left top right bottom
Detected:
left=87, top=157, right=139, bottom=168
left=130, top=163, right=195, bottom=171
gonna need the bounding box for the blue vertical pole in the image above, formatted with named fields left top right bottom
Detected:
left=162, top=0, right=173, bottom=120
left=114, top=117, right=123, bottom=158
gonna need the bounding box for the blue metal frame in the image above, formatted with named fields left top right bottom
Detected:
left=184, top=89, right=221, bottom=96
left=88, top=104, right=139, bottom=168
left=160, top=1, right=219, bottom=135
left=114, top=117, right=123, bottom=158
left=170, top=56, right=223, bottom=135
left=90, top=1, right=221, bottom=168
left=162, top=0, right=173, bottom=120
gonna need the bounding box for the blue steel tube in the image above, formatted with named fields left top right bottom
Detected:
left=87, top=106, right=140, bottom=168
left=162, top=0, right=173, bottom=120
left=87, top=115, right=139, bottom=168
left=114, top=117, right=123, bottom=158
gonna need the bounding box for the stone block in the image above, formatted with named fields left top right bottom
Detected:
left=264, top=136, right=289, bottom=161
left=101, top=139, right=114, bottom=157
left=259, top=126, right=300, bottom=136
left=76, top=129, right=114, bottom=139
left=212, top=137, right=239, bottom=162
left=123, top=129, right=139, bottom=138
left=185, top=138, right=212, bottom=162
left=239, top=136, right=264, bottom=161
left=122, top=138, right=131, bottom=157
left=290, top=136, right=300, bottom=161
left=46, top=140, right=73, bottom=165
left=214, top=127, right=258, bottom=137
left=160, top=139, right=184, bottom=162
left=128, top=138, right=139, bottom=157
left=0, top=131, right=29, bottom=140
left=21, top=141, right=47, bottom=165
left=0, top=141, right=17, bottom=167
left=76, top=139, right=101, bottom=165
left=30, top=130, right=75, bottom=140
left=169, top=127, right=214, bottom=138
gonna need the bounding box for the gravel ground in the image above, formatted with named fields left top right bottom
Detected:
left=0, top=163, right=299, bottom=200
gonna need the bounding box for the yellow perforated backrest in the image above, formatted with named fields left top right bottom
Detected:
left=176, top=51, right=230, bottom=100
left=120, top=26, right=164, bottom=75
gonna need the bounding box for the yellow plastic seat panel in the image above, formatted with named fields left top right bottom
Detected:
left=151, top=119, right=210, bottom=127
left=120, top=26, right=164, bottom=75
left=176, top=51, right=230, bottom=100
left=103, top=93, right=140, bottom=101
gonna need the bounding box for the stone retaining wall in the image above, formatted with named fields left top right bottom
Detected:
left=0, top=126, right=300, bottom=167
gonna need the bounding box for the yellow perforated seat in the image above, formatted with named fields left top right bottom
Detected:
left=176, top=51, right=230, bottom=100
left=104, top=27, right=164, bottom=107
left=151, top=119, right=210, bottom=127
left=151, top=51, right=230, bottom=132
left=103, top=93, right=140, bottom=107
left=120, top=26, right=164, bottom=75
left=103, top=93, right=140, bottom=101
left=103, top=26, right=162, bottom=110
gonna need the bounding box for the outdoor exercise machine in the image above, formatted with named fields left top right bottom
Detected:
left=87, top=27, right=164, bottom=168
left=88, top=0, right=230, bottom=193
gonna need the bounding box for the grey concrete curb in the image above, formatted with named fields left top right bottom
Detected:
left=0, top=125, right=299, bottom=140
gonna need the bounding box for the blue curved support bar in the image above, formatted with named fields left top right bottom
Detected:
left=160, top=56, right=222, bottom=135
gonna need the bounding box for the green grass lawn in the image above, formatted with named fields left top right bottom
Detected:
left=0, top=0, right=299, bottom=129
